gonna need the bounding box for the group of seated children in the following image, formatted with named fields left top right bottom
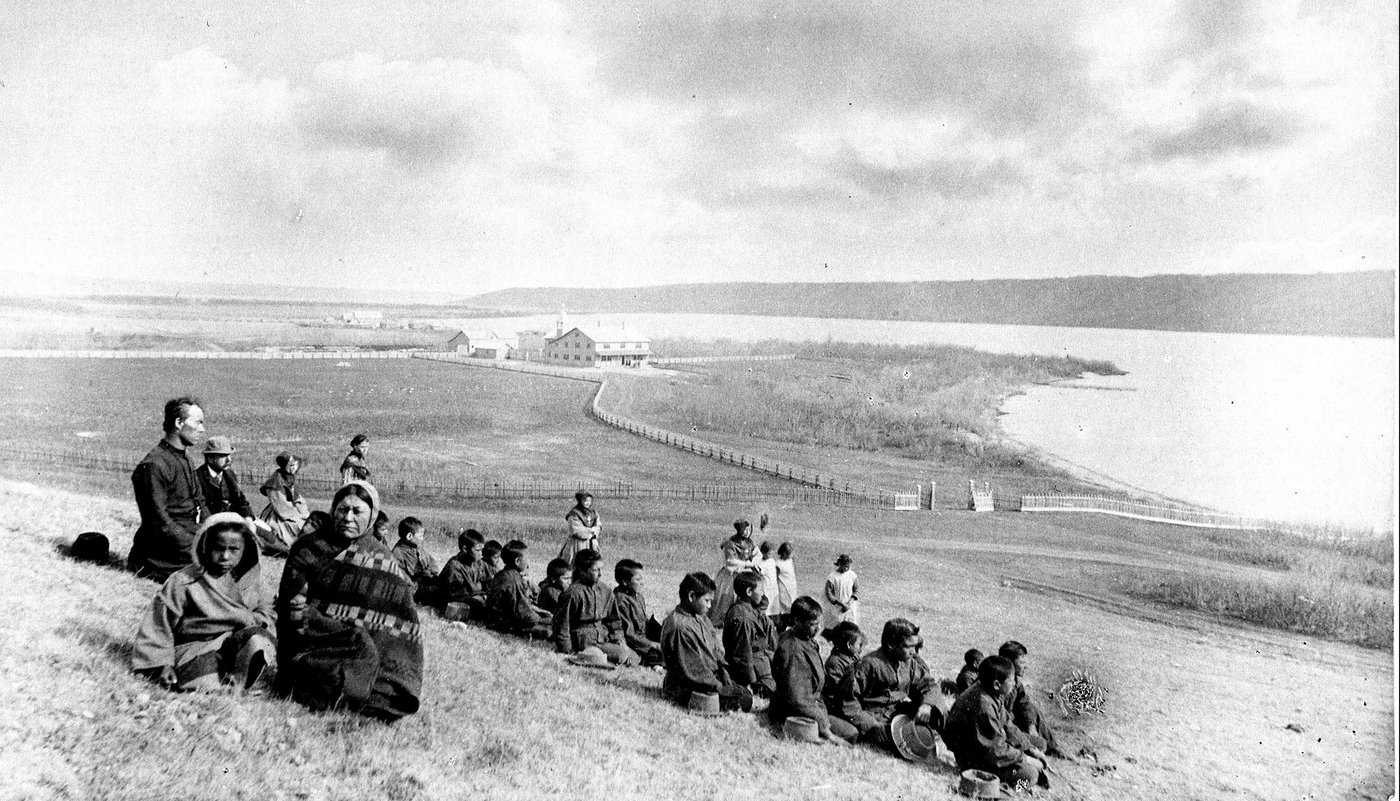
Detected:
left=132, top=508, right=1064, bottom=793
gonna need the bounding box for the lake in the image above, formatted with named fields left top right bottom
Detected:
left=456, top=312, right=1397, bottom=532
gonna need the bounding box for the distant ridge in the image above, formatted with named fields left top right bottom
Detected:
left=468, top=271, right=1396, bottom=338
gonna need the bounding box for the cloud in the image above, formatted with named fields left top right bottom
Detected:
left=1134, top=101, right=1305, bottom=163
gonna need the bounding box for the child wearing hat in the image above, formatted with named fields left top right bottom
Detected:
left=132, top=512, right=276, bottom=692
left=822, top=554, right=860, bottom=634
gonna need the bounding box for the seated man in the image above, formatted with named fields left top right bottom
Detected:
left=943, top=656, right=1050, bottom=791
left=839, top=618, right=937, bottom=749
left=998, top=640, right=1065, bottom=757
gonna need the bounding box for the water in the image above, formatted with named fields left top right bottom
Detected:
left=454, top=312, right=1397, bottom=531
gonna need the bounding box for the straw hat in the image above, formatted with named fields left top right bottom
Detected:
left=781, top=716, right=821, bottom=743
left=958, top=769, right=1002, bottom=799
left=203, top=436, right=235, bottom=456
left=566, top=646, right=616, bottom=671
left=443, top=602, right=472, bottom=623
left=686, top=691, right=722, bottom=717
left=889, top=713, right=938, bottom=761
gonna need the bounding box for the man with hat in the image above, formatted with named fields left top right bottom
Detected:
left=195, top=436, right=254, bottom=521
left=128, top=397, right=211, bottom=581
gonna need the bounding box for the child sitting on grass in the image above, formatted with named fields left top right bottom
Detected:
left=482, top=539, right=504, bottom=579
left=822, top=620, right=863, bottom=720
left=553, top=549, right=639, bottom=666
left=486, top=542, right=551, bottom=638
left=611, top=558, right=663, bottom=667
left=955, top=648, right=984, bottom=694
left=723, top=571, right=776, bottom=699
left=770, top=596, right=858, bottom=744
left=132, top=512, right=276, bottom=692
left=537, top=557, right=570, bottom=614
left=439, top=528, right=492, bottom=618
left=660, top=572, right=753, bottom=713
left=390, top=516, right=440, bottom=607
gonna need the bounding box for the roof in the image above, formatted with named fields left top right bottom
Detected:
left=553, top=326, right=651, bottom=344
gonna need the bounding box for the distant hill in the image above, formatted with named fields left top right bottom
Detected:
left=468, top=271, right=1395, bottom=338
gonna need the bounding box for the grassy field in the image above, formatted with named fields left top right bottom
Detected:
left=3, top=478, right=1393, bottom=801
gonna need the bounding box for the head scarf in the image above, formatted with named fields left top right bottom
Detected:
left=194, top=511, right=260, bottom=580
left=331, top=480, right=380, bottom=541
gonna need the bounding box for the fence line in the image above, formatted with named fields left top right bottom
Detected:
left=651, top=354, right=796, bottom=365
left=0, top=349, right=417, bottom=360
left=1020, top=493, right=1265, bottom=530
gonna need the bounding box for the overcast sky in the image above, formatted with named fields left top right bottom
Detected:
left=2, top=0, right=1395, bottom=295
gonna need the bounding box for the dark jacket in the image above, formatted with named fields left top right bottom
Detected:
left=611, top=585, right=656, bottom=653
left=551, top=581, right=622, bottom=654
left=660, top=604, right=729, bottom=702
left=771, top=630, right=834, bottom=732
left=537, top=579, right=566, bottom=613
left=1010, top=679, right=1057, bottom=751
left=195, top=464, right=254, bottom=519
left=842, top=647, right=934, bottom=722
left=944, top=685, right=1031, bottom=772
left=390, top=540, right=440, bottom=592
left=486, top=568, right=541, bottom=631
left=823, top=650, right=858, bottom=717
left=129, top=440, right=209, bottom=581
left=439, top=554, right=491, bottom=605
left=722, top=600, right=775, bottom=689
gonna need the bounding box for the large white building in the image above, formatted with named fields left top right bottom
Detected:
left=543, top=325, right=651, bottom=368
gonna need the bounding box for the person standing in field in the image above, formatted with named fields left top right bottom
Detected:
left=822, top=554, right=860, bottom=634
left=559, top=491, right=600, bottom=564
left=773, top=541, right=797, bottom=631
left=128, top=397, right=210, bottom=582
left=340, top=434, right=370, bottom=485
left=757, top=540, right=780, bottom=628
left=258, top=451, right=309, bottom=552
left=708, top=518, right=759, bottom=627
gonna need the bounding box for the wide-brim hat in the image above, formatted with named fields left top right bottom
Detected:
left=781, top=716, right=821, bottom=743
left=958, top=769, right=1003, bottom=799
left=203, top=436, right=235, bottom=455
left=71, top=531, right=110, bottom=564
left=443, top=602, right=472, bottom=623
left=889, top=713, right=938, bottom=761
left=686, top=690, right=721, bottom=717
left=566, top=646, right=616, bottom=671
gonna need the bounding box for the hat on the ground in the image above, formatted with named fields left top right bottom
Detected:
left=958, top=769, right=1002, bottom=799
left=889, top=713, right=938, bottom=761
left=203, top=436, right=235, bottom=455
left=71, top=531, right=110, bottom=564
left=687, top=690, right=721, bottom=717
left=781, top=716, right=821, bottom=743
left=443, top=602, right=472, bottom=623
left=567, top=646, right=616, bottom=671
left=834, top=554, right=853, bottom=567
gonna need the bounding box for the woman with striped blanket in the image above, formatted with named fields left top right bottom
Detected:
left=275, top=480, right=423, bottom=721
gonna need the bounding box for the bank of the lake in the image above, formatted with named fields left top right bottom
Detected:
left=455, top=313, right=1397, bottom=531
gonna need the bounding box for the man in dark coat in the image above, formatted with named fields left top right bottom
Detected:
left=128, top=397, right=210, bottom=581
left=839, top=617, right=937, bottom=749
left=195, top=436, right=254, bottom=518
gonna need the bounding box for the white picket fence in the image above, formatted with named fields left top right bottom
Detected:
left=1020, top=493, right=1265, bottom=529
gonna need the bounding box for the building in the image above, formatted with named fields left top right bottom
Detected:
left=446, top=330, right=518, bottom=359
left=512, top=330, right=549, bottom=361
left=341, top=310, right=384, bottom=327
left=543, top=325, right=651, bottom=368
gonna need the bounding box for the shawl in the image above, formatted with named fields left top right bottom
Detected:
left=260, top=468, right=300, bottom=503
left=277, top=481, right=422, bottom=721
left=565, top=503, right=599, bottom=529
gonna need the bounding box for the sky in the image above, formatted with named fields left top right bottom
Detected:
left=2, top=0, right=1396, bottom=295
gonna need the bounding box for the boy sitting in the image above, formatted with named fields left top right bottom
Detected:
left=132, top=513, right=276, bottom=692
left=723, top=571, right=776, bottom=698
left=486, top=542, right=551, bottom=638
left=390, top=516, right=440, bottom=607
left=955, top=648, right=984, bottom=694
left=482, top=540, right=504, bottom=580
left=998, top=640, right=1066, bottom=757
left=552, top=549, right=639, bottom=666
left=839, top=618, right=937, bottom=750
left=822, top=621, right=862, bottom=719
left=537, top=558, right=570, bottom=614
left=610, top=558, right=663, bottom=666
left=771, top=596, right=857, bottom=744
left=660, top=572, right=753, bottom=713
left=943, top=656, right=1050, bottom=791
left=439, top=528, right=492, bottom=618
